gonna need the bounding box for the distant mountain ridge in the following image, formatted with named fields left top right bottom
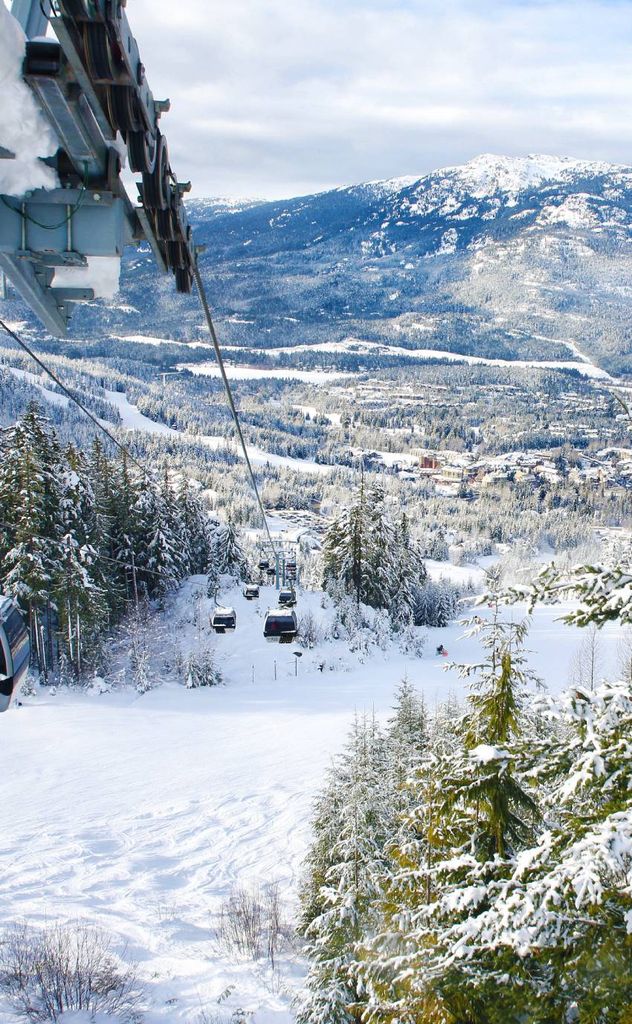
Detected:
left=8, top=154, right=632, bottom=375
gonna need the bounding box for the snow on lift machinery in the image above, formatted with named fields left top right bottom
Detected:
left=243, top=584, right=259, bottom=600
left=210, top=607, right=237, bottom=634
left=0, top=0, right=199, bottom=337
left=0, top=596, right=30, bottom=712
left=263, top=608, right=298, bottom=644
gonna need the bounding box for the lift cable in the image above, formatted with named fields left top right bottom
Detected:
left=192, top=261, right=278, bottom=555
left=0, top=317, right=150, bottom=480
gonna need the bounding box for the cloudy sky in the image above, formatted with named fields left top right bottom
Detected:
left=14, top=0, right=632, bottom=199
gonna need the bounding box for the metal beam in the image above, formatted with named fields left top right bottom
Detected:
left=49, top=17, right=114, bottom=141
left=11, top=0, right=49, bottom=39
left=135, top=204, right=167, bottom=272
left=0, top=254, right=67, bottom=336
left=51, top=287, right=95, bottom=301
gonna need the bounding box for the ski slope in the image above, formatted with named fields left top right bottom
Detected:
left=0, top=577, right=624, bottom=1023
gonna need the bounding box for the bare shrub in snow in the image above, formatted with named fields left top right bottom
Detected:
left=197, top=1010, right=253, bottom=1024
left=213, top=883, right=294, bottom=965
left=297, top=610, right=323, bottom=649
left=214, top=887, right=262, bottom=960
left=568, top=623, right=604, bottom=692
left=0, top=921, right=143, bottom=1023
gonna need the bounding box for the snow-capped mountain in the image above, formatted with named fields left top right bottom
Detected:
left=9, top=154, right=632, bottom=375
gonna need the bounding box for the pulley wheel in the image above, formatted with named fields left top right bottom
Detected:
left=175, top=267, right=193, bottom=293
left=156, top=208, right=176, bottom=240
left=61, top=0, right=87, bottom=19
left=107, top=86, right=141, bottom=133
left=166, top=241, right=186, bottom=269
left=84, top=22, right=114, bottom=81
left=142, top=133, right=169, bottom=211
left=128, top=130, right=157, bottom=174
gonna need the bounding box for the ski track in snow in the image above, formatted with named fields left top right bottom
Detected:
left=104, top=389, right=331, bottom=475
left=180, top=341, right=611, bottom=381
left=0, top=576, right=625, bottom=1022
left=5, top=365, right=70, bottom=407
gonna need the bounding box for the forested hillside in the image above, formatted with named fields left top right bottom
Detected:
left=0, top=404, right=241, bottom=681
left=3, top=154, right=631, bottom=375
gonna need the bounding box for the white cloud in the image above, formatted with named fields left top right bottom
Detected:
left=6, top=0, right=632, bottom=197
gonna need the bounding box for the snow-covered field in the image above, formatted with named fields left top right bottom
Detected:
left=180, top=342, right=611, bottom=381
left=0, top=577, right=624, bottom=1023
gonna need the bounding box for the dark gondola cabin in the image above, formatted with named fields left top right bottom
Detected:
left=210, top=607, right=237, bottom=634
left=0, top=597, right=30, bottom=712
left=278, top=588, right=296, bottom=608
left=258, top=559, right=270, bottom=572
left=263, top=608, right=298, bottom=643
left=244, top=584, right=260, bottom=600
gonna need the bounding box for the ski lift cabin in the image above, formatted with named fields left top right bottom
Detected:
left=0, top=597, right=30, bottom=712
left=211, top=607, right=237, bottom=634
left=258, top=559, right=270, bottom=572
left=278, top=588, right=297, bottom=608
left=263, top=609, right=298, bottom=644
left=244, top=584, right=260, bottom=600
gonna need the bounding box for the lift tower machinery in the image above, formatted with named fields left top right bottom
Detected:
left=0, top=0, right=205, bottom=710
left=0, top=0, right=199, bottom=337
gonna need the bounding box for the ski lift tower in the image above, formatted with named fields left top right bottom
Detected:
left=0, top=0, right=199, bottom=337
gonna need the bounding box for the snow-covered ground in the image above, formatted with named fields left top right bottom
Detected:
left=0, top=574, right=625, bottom=1023
left=246, top=445, right=332, bottom=475
left=6, top=365, right=70, bottom=407
left=181, top=340, right=611, bottom=381
left=104, top=389, right=180, bottom=437
left=104, top=389, right=330, bottom=475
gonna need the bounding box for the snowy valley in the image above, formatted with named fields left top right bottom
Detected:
left=2, top=152, right=632, bottom=1024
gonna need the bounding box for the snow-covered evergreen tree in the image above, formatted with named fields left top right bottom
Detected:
left=56, top=445, right=107, bottom=674
left=363, top=606, right=541, bottom=1024
left=323, top=482, right=427, bottom=622
left=298, top=715, right=395, bottom=1024
left=435, top=677, right=632, bottom=1023
left=0, top=404, right=66, bottom=677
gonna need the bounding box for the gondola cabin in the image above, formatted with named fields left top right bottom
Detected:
left=211, top=607, right=237, bottom=634
left=258, top=559, right=270, bottom=572
left=278, top=588, right=297, bottom=608
left=244, top=584, right=260, bottom=600
left=263, top=608, right=298, bottom=644
left=0, top=597, right=30, bottom=712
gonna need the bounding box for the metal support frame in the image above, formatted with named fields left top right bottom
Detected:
left=11, top=0, right=50, bottom=38
left=2, top=0, right=197, bottom=335
left=0, top=253, right=68, bottom=335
